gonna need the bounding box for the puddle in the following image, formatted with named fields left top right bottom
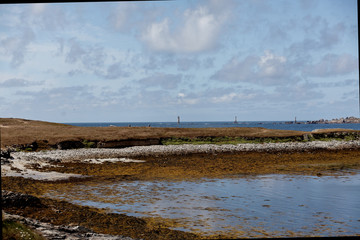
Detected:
left=82, top=158, right=146, bottom=164
left=45, top=174, right=360, bottom=237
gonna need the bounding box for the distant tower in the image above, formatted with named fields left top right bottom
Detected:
left=177, top=116, right=180, bottom=125
left=234, top=116, right=238, bottom=124
left=295, top=116, right=297, bottom=124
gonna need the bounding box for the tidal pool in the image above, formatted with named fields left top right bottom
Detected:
left=45, top=174, right=360, bottom=238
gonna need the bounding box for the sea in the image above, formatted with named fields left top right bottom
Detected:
left=64, top=121, right=360, bottom=132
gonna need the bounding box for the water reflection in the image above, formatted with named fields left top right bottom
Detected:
left=46, top=174, right=360, bottom=237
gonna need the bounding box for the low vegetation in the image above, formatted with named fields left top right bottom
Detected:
left=161, top=134, right=359, bottom=145
left=2, top=219, right=45, bottom=240
left=1, top=118, right=359, bottom=151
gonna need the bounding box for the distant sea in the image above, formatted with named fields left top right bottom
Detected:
left=64, top=121, right=360, bottom=132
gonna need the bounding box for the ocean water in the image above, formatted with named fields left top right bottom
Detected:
left=64, top=121, right=360, bottom=132
left=45, top=173, right=360, bottom=237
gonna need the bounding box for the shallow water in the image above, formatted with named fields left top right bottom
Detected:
left=45, top=174, right=360, bottom=237
left=66, top=121, right=360, bottom=131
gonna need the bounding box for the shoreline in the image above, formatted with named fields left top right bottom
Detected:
left=2, top=209, right=135, bottom=240
left=2, top=117, right=360, bottom=151
left=2, top=119, right=360, bottom=239
left=2, top=140, right=360, bottom=181
left=2, top=142, right=360, bottom=239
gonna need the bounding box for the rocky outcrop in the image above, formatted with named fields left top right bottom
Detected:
left=307, top=116, right=360, bottom=124
left=1, top=149, right=13, bottom=161
left=2, top=212, right=136, bottom=240
left=97, top=139, right=160, bottom=148
left=7, top=140, right=360, bottom=163
left=2, top=190, right=45, bottom=208
left=57, top=140, right=85, bottom=150
left=311, top=131, right=360, bottom=140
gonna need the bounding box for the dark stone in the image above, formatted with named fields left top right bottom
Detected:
left=57, top=141, right=84, bottom=150
left=1, top=149, right=13, bottom=159
left=97, top=139, right=160, bottom=148
left=2, top=190, right=45, bottom=208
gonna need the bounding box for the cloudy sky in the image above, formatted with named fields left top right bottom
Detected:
left=0, top=0, right=358, bottom=123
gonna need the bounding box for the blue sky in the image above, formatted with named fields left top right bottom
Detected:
left=0, top=0, right=358, bottom=123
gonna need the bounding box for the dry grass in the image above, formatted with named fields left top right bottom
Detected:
left=0, top=118, right=313, bottom=148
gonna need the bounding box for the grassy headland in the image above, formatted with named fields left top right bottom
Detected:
left=1, top=118, right=359, bottom=151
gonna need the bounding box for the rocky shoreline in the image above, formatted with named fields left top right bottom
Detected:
left=2, top=191, right=139, bottom=240
left=3, top=213, right=135, bottom=240
left=2, top=140, right=360, bottom=181
left=286, top=116, right=360, bottom=124
left=2, top=141, right=360, bottom=239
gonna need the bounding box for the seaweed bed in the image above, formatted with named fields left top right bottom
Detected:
left=2, top=149, right=360, bottom=239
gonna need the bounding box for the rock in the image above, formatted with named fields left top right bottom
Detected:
left=57, top=141, right=84, bottom=150
left=1, top=149, right=13, bottom=160
left=302, top=134, right=313, bottom=141
left=97, top=139, right=160, bottom=148
left=2, top=212, right=137, bottom=240
left=60, top=225, right=91, bottom=233
left=1, top=190, right=45, bottom=208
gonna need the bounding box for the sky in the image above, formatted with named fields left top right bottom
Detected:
left=0, top=0, right=358, bottom=123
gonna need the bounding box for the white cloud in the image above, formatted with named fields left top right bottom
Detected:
left=303, top=53, right=358, bottom=77
left=212, top=92, right=258, bottom=103
left=211, top=92, right=237, bottom=103
left=258, top=50, right=287, bottom=78
left=102, top=62, right=129, bottom=80
left=31, top=3, right=46, bottom=15
left=65, top=38, right=108, bottom=76
left=287, top=20, right=346, bottom=56
left=109, top=2, right=138, bottom=31
left=177, top=92, right=200, bottom=105
left=138, top=73, right=182, bottom=90
left=211, top=50, right=291, bottom=85
left=0, top=78, right=42, bottom=88
left=183, top=98, right=199, bottom=105
left=0, top=27, right=35, bottom=68
left=141, top=3, right=229, bottom=53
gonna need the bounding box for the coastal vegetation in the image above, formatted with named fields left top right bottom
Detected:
left=1, top=118, right=359, bottom=152
left=2, top=219, right=45, bottom=240
left=161, top=133, right=359, bottom=145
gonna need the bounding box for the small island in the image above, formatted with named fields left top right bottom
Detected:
left=285, top=116, right=360, bottom=124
